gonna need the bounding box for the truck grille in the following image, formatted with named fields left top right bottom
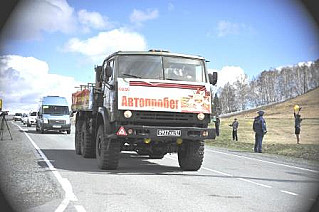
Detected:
left=131, top=111, right=201, bottom=127
left=49, top=119, right=66, bottom=125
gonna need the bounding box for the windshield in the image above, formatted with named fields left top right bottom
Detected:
left=118, top=55, right=206, bottom=82
left=42, top=105, right=69, bottom=115
left=118, top=56, right=163, bottom=79
left=30, top=112, right=37, bottom=116
left=163, top=57, right=205, bottom=82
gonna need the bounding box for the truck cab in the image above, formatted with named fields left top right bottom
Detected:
left=73, top=50, right=217, bottom=170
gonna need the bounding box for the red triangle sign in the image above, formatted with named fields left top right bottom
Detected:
left=116, top=126, right=127, bottom=136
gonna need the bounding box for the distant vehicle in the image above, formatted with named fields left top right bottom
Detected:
left=27, top=111, right=37, bottom=127
left=36, top=96, right=71, bottom=134
left=22, top=113, right=28, bottom=124
left=13, top=113, right=22, bottom=121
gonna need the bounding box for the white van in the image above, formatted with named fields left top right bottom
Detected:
left=26, top=111, right=37, bottom=127
left=36, top=96, right=71, bottom=134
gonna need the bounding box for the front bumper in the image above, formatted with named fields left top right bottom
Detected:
left=42, top=123, right=71, bottom=131
left=109, top=125, right=216, bottom=141
left=28, top=119, right=36, bottom=125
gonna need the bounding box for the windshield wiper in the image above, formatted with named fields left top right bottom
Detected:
left=165, top=78, right=182, bottom=81
left=122, top=73, right=141, bottom=78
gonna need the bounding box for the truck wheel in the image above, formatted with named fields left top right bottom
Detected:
left=75, top=121, right=82, bottom=155
left=96, top=124, right=120, bottom=170
left=67, top=129, right=71, bottom=134
left=178, top=140, right=204, bottom=171
left=149, top=154, right=165, bottom=159
left=149, top=150, right=165, bottom=159
left=40, top=125, right=45, bottom=134
left=136, top=149, right=149, bottom=156
left=80, top=121, right=95, bottom=158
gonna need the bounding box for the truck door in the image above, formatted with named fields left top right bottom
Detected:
left=103, top=58, right=116, bottom=122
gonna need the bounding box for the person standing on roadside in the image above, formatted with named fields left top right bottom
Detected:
left=294, top=105, right=302, bottom=144
left=253, top=111, right=267, bottom=153
left=229, top=118, right=239, bottom=141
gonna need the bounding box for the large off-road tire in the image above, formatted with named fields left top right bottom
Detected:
left=80, top=121, right=95, bottom=158
left=149, top=154, right=165, bottom=159
left=75, top=120, right=82, bottom=155
left=136, top=149, right=149, bottom=156
left=178, top=140, right=204, bottom=171
left=96, top=124, right=120, bottom=170
left=149, top=149, right=165, bottom=159
left=40, top=125, right=45, bottom=134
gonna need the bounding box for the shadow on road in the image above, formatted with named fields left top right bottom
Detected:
left=39, top=150, right=182, bottom=174
left=24, top=128, right=68, bottom=135
left=38, top=149, right=319, bottom=183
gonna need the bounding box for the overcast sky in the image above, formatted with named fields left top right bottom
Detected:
left=0, top=0, right=318, bottom=113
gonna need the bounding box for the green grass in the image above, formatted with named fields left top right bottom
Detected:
left=206, top=117, right=319, bottom=161
left=206, top=139, right=319, bottom=161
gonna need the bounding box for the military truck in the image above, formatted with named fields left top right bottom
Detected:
left=72, top=50, right=217, bottom=170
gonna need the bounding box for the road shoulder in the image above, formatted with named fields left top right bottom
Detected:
left=0, top=121, right=64, bottom=211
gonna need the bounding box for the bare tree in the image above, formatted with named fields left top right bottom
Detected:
left=233, top=74, right=250, bottom=110
left=219, top=83, right=237, bottom=113
left=218, top=59, right=319, bottom=114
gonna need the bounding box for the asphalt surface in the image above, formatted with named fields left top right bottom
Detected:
left=0, top=120, right=318, bottom=212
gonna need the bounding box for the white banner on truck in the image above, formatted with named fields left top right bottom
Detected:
left=118, top=78, right=211, bottom=114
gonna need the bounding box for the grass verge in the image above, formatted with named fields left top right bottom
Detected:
left=206, top=139, right=319, bottom=161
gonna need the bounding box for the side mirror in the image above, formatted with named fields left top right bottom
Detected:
left=209, top=72, right=218, bottom=85
left=95, top=66, right=103, bottom=82
left=104, top=66, right=113, bottom=81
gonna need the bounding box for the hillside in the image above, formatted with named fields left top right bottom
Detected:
left=224, top=87, right=319, bottom=119
left=209, top=88, right=319, bottom=156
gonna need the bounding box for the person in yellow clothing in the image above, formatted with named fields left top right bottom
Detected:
left=294, top=105, right=302, bottom=144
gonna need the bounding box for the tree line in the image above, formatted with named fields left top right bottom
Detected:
left=213, top=59, right=319, bottom=115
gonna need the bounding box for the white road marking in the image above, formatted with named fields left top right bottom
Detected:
left=166, top=155, right=309, bottom=201
left=200, top=166, right=232, bottom=177
left=13, top=123, right=86, bottom=212
left=74, top=205, right=87, bottom=212
left=280, top=190, right=298, bottom=196
left=206, top=149, right=319, bottom=173
left=55, top=198, right=70, bottom=212
left=201, top=165, right=272, bottom=188
left=237, top=178, right=272, bottom=188
left=167, top=155, right=273, bottom=188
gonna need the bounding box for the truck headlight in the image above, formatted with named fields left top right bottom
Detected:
left=197, top=113, right=205, bottom=120
left=124, top=110, right=132, bottom=119
left=66, top=118, right=70, bottom=124
left=43, top=118, right=48, bottom=124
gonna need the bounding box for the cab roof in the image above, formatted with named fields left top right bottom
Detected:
left=104, top=50, right=206, bottom=61
left=42, top=96, right=68, bottom=106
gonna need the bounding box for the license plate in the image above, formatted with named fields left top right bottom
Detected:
left=157, top=129, right=181, bottom=137
left=53, top=125, right=62, bottom=128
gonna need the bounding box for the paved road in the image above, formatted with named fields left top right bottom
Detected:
left=1, top=121, right=318, bottom=212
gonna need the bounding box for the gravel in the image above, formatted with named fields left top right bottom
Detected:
left=0, top=121, right=63, bottom=212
